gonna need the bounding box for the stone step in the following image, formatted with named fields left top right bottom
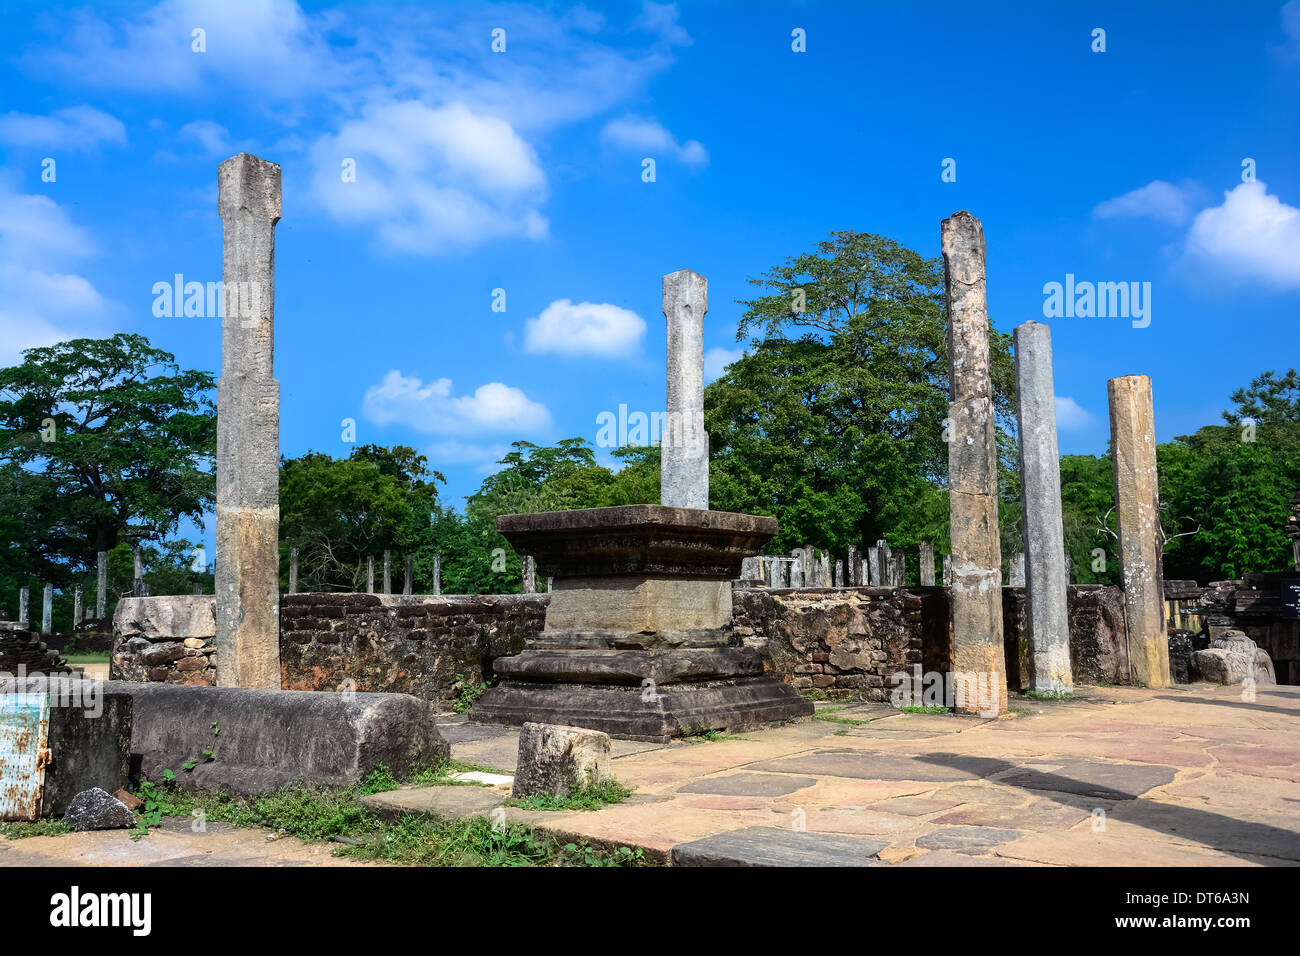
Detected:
left=671, top=826, right=888, bottom=867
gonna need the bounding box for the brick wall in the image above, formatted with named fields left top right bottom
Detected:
left=279, top=593, right=547, bottom=706
left=0, top=629, right=73, bottom=676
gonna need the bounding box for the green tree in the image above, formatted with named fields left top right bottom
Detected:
left=0, top=334, right=216, bottom=617
left=1222, top=368, right=1300, bottom=426
left=706, top=230, right=1017, bottom=562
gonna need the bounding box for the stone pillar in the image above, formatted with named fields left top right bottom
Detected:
left=890, top=552, right=905, bottom=587
left=1108, top=374, right=1171, bottom=687
left=73, top=586, right=83, bottom=627
left=942, top=210, right=1007, bottom=716
left=834, top=559, right=843, bottom=588
left=1007, top=552, right=1026, bottom=588
left=367, top=556, right=374, bottom=594
left=919, top=541, right=936, bottom=586
left=522, top=555, right=536, bottom=594
left=847, top=545, right=859, bottom=585
left=818, top=551, right=830, bottom=588
left=42, top=584, right=52, bottom=634
left=866, top=547, right=879, bottom=585
left=288, top=547, right=299, bottom=595
left=96, top=552, right=107, bottom=619
left=383, top=550, right=392, bottom=595
left=789, top=550, right=804, bottom=588
left=661, top=269, right=709, bottom=509
left=215, top=152, right=282, bottom=689
left=942, top=555, right=953, bottom=587
left=432, top=553, right=442, bottom=596
left=133, top=547, right=144, bottom=597
left=404, top=555, right=413, bottom=595
left=18, top=587, right=28, bottom=626
left=1014, top=321, right=1072, bottom=693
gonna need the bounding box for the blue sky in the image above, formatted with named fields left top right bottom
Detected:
left=2, top=0, right=1298, bottom=557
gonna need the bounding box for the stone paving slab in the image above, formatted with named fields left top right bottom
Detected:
left=988, top=757, right=1178, bottom=800
left=671, top=826, right=888, bottom=867
left=678, top=772, right=818, bottom=796
left=747, top=749, right=993, bottom=781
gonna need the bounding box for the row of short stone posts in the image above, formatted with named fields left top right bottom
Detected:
left=12, top=548, right=113, bottom=634
left=360, top=550, right=442, bottom=595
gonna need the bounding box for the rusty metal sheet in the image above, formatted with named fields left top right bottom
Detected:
left=0, top=693, right=51, bottom=821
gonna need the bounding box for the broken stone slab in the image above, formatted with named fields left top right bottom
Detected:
left=1192, top=629, right=1276, bottom=685
left=113, top=595, right=215, bottom=640
left=62, top=788, right=135, bottom=831
left=39, top=690, right=133, bottom=817
left=0, top=676, right=449, bottom=796
left=512, top=722, right=611, bottom=799
left=671, top=826, right=888, bottom=867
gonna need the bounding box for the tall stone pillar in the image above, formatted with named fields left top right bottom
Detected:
left=133, top=547, right=144, bottom=597
left=73, top=586, right=83, bottom=627
left=383, top=550, right=392, bottom=594
left=288, top=548, right=299, bottom=595
left=661, top=269, right=709, bottom=509
left=42, top=584, right=52, bottom=634
left=215, top=152, right=282, bottom=689
left=404, top=555, right=413, bottom=595
left=1007, top=552, right=1026, bottom=587
left=919, top=541, right=936, bottom=586
left=1108, top=375, right=1170, bottom=687
left=367, top=556, right=374, bottom=594
left=96, top=552, right=107, bottom=619
left=942, top=211, right=1007, bottom=716
left=942, top=555, right=953, bottom=587
left=522, top=555, right=536, bottom=594
left=1014, top=320, right=1072, bottom=693
left=432, top=553, right=442, bottom=596
left=847, top=545, right=860, bottom=585
left=18, top=587, right=28, bottom=626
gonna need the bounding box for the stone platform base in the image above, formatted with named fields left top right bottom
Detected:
left=470, top=677, right=814, bottom=743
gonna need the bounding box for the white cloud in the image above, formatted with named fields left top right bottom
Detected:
left=600, top=116, right=708, bottom=167
left=0, top=105, right=125, bottom=151
left=0, top=175, right=108, bottom=365
left=704, top=347, right=743, bottom=382
left=523, top=299, right=646, bottom=358
left=1092, top=180, right=1195, bottom=226
left=310, top=100, right=547, bottom=253
left=25, top=1, right=692, bottom=255
left=1185, top=181, right=1300, bottom=289
left=1273, top=0, right=1300, bottom=59
left=178, top=120, right=234, bottom=156
left=362, top=370, right=551, bottom=435
left=1054, top=396, right=1095, bottom=431
left=635, top=2, right=693, bottom=46
left=424, top=440, right=512, bottom=474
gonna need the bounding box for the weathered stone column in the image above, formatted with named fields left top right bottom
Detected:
left=522, top=555, right=536, bottom=594
left=1014, top=320, right=1072, bottom=693
left=215, top=152, right=282, bottom=689
left=73, top=586, right=83, bottom=627
left=133, top=547, right=144, bottom=597
left=41, top=584, right=52, bottom=634
left=432, top=553, right=442, bottom=596
left=288, top=547, right=299, bottom=595
left=404, top=555, right=413, bottom=595
left=866, top=546, right=880, bottom=585
left=919, top=541, right=936, bottom=586
left=1108, top=374, right=1171, bottom=687
left=890, top=553, right=905, bottom=587
left=383, top=550, right=392, bottom=595
left=1007, top=552, right=1026, bottom=587
left=789, top=550, right=804, bottom=588
left=834, top=559, right=843, bottom=588
left=942, top=210, right=1007, bottom=716
left=661, top=269, right=709, bottom=509
left=942, top=555, right=953, bottom=587
left=18, top=586, right=28, bottom=626
left=847, top=545, right=860, bottom=585
left=367, top=556, right=375, bottom=594
left=95, top=552, right=107, bottom=619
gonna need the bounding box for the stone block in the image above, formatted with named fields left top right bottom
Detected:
left=512, top=722, right=611, bottom=799
left=113, top=595, right=216, bottom=639
left=1192, top=630, right=1276, bottom=685
left=62, top=788, right=135, bottom=831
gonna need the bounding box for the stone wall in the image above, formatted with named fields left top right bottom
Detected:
left=279, top=593, right=545, bottom=706
left=731, top=586, right=927, bottom=700
left=1197, top=574, right=1300, bottom=684
left=111, top=594, right=217, bottom=686
left=0, top=628, right=73, bottom=675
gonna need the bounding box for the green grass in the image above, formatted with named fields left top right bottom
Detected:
left=813, top=706, right=870, bottom=726
left=128, top=771, right=647, bottom=866
left=0, top=819, right=71, bottom=839
left=1023, top=689, right=1074, bottom=700
left=896, top=704, right=951, bottom=715
left=62, top=652, right=110, bottom=666
left=503, top=777, right=634, bottom=812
